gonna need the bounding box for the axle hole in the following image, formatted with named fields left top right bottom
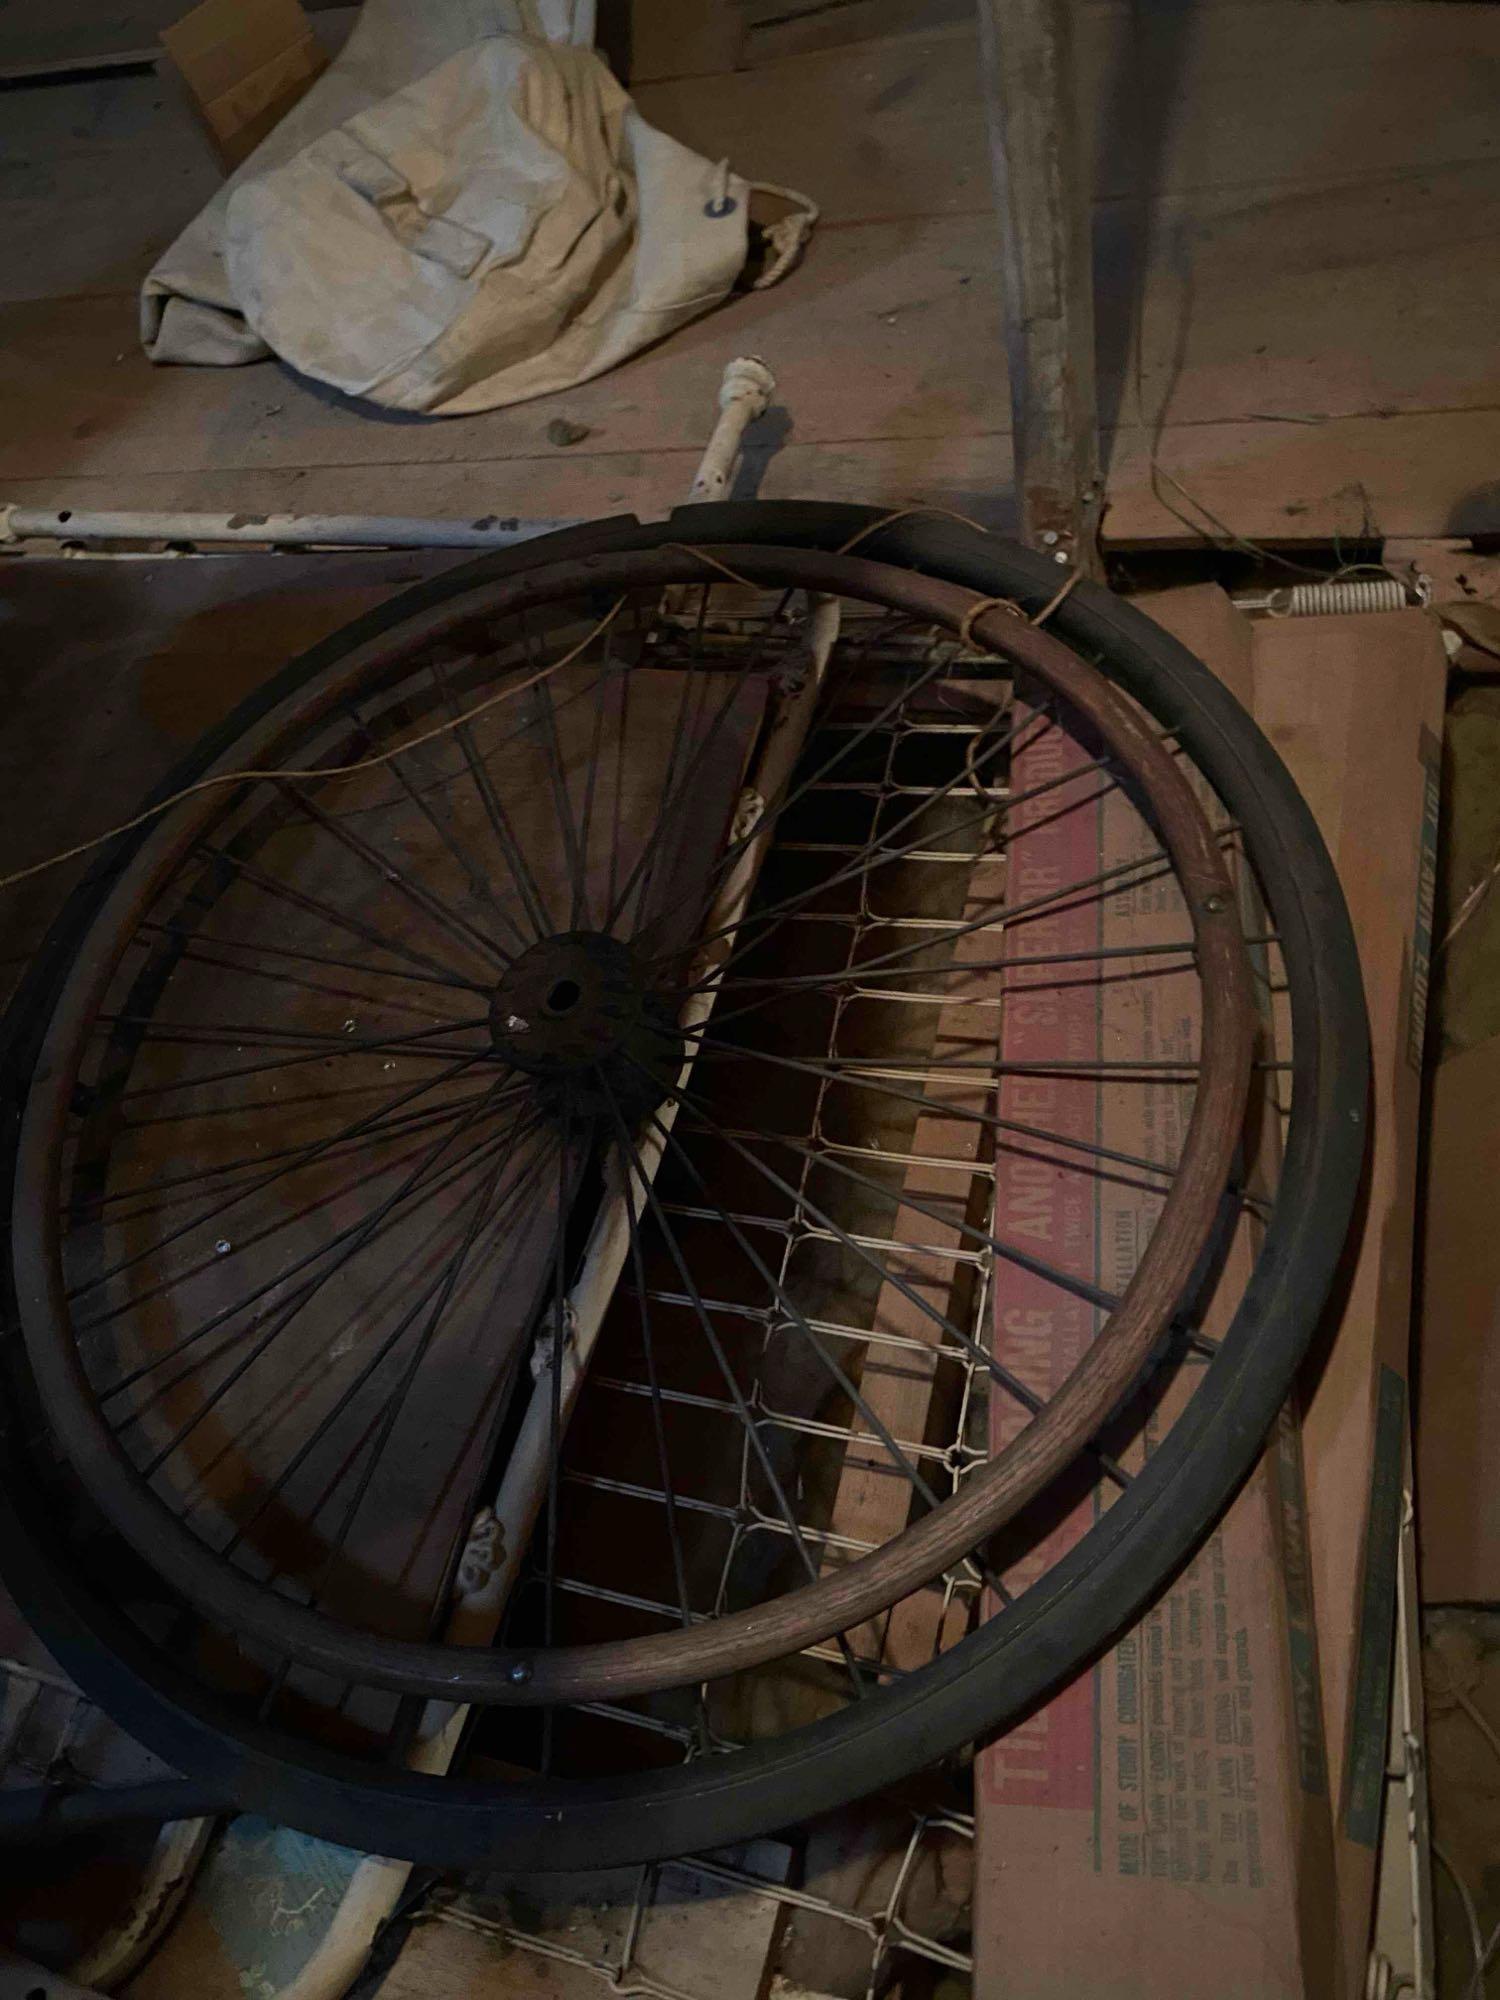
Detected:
left=544, top=977, right=581, bottom=1015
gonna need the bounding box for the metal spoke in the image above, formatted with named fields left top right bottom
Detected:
left=605, top=648, right=632, bottom=923
left=705, top=933, right=1217, bottom=998
left=220, top=1127, right=557, bottom=1570
left=414, top=1132, right=576, bottom=1636
left=110, top=1024, right=494, bottom=1103
left=637, top=1043, right=1125, bottom=1328
left=607, top=592, right=716, bottom=938
left=675, top=620, right=968, bottom=939
left=97, top=1012, right=489, bottom=1059
left=676, top=1027, right=1201, bottom=1123
left=344, top=696, right=534, bottom=958
left=429, top=656, right=555, bottom=941
left=681, top=840, right=1180, bottom=1004
left=605, top=666, right=750, bottom=939
left=693, top=1042, right=1201, bottom=1080
left=274, top=779, right=511, bottom=976
left=621, top=1052, right=1123, bottom=1439
left=573, top=636, right=615, bottom=933
left=626, top=670, right=745, bottom=942
left=662, top=700, right=1049, bottom=975
left=292, top=1135, right=529, bottom=1600
left=132, top=1074, right=521, bottom=1479
left=134, top=920, right=482, bottom=995
left=543, top=1092, right=574, bottom=1667
left=99, top=1111, right=534, bottom=1410
left=741, top=1142, right=1134, bottom=1496
left=127, top=931, right=475, bottom=1027
left=69, top=1051, right=499, bottom=1302
left=639, top=1103, right=969, bottom=1525
left=642, top=601, right=928, bottom=957
left=72, top=1088, right=496, bottom=1224
left=196, top=843, right=489, bottom=994
left=529, top=673, right=590, bottom=933
left=699, top=957, right=1198, bottom=1042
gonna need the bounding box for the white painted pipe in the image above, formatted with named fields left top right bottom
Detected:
left=415, top=605, right=838, bottom=1765
left=686, top=356, right=776, bottom=504
left=0, top=503, right=576, bottom=552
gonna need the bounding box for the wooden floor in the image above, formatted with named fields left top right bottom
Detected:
left=2, top=1, right=1499, bottom=545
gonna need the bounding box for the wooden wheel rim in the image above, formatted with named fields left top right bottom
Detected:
left=12, top=544, right=1254, bottom=1703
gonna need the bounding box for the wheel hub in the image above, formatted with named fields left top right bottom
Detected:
left=489, top=930, right=682, bottom=1117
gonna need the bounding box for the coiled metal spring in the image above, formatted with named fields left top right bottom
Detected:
left=1234, top=574, right=1421, bottom=617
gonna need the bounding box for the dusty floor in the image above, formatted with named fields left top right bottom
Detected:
left=4, top=4, right=1500, bottom=546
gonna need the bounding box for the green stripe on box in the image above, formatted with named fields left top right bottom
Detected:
left=1342, top=1368, right=1406, bottom=1848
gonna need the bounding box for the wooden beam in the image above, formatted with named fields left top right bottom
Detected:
left=976, top=0, right=1102, bottom=574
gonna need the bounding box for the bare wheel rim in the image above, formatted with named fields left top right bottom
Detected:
left=9, top=543, right=1255, bottom=1709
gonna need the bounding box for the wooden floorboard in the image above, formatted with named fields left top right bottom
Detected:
left=6, top=164, right=1497, bottom=468
left=1, top=2, right=1497, bottom=543
left=639, top=5, right=1500, bottom=222
left=0, top=0, right=350, bottom=73
left=8, top=402, right=1497, bottom=543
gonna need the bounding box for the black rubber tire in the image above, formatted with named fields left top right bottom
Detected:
left=0, top=502, right=1369, bottom=1871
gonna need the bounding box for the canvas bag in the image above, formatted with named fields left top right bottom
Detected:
left=142, top=1, right=813, bottom=416
left=222, top=35, right=766, bottom=413
left=141, top=0, right=599, bottom=372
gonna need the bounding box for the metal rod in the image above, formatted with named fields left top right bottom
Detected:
left=0, top=503, right=576, bottom=553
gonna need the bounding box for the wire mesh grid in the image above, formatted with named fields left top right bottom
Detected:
left=536, top=667, right=1009, bottom=1671
left=424, top=1807, right=976, bottom=2000
left=477, top=660, right=1012, bottom=1990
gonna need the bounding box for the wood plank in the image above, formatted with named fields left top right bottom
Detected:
left=6, top=162, right=1497, bottom=472
left=0, top=74, right=225, bottom=305
left=0, top=0, right=351, bottom=71
left=611, top=0, right=743, bottom=82
left=976, top=0, right=1102, bottom=564
left=742, top=0, right=971, bottom=66
left=1250, top=611, right=1445, bottom=1996
left=378, top=1926, right=609, bottom=2000
left=638, top=4, right=1500, bottom=224
left=0, top=10, right=356, bottom=307
left=3, top=0, right=1497, bottom=548
left=8, top=399, right=1500, bottom=544
left=6, top=1, right=1495, bottom=313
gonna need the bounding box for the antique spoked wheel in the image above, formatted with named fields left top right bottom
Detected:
left=0, top=505, right=1367, bottom=1869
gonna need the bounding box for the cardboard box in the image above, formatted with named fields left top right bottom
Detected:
left=162, top=0, right=326, bottom=170
left=1414, top=1031, right=1500, bottom=1602
left=1251, top=610, right=1444, bottom=1988
left=971, top=596, right=1445, bottom=1994
left=974, top=588, right=1340, bottom=1998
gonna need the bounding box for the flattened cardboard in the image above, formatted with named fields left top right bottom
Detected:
left=162, top=0, right=326, bottom=170
left=973, top=587, right=1340, bottom=1999
left=1251, top=609, right=1445, bottom=1987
